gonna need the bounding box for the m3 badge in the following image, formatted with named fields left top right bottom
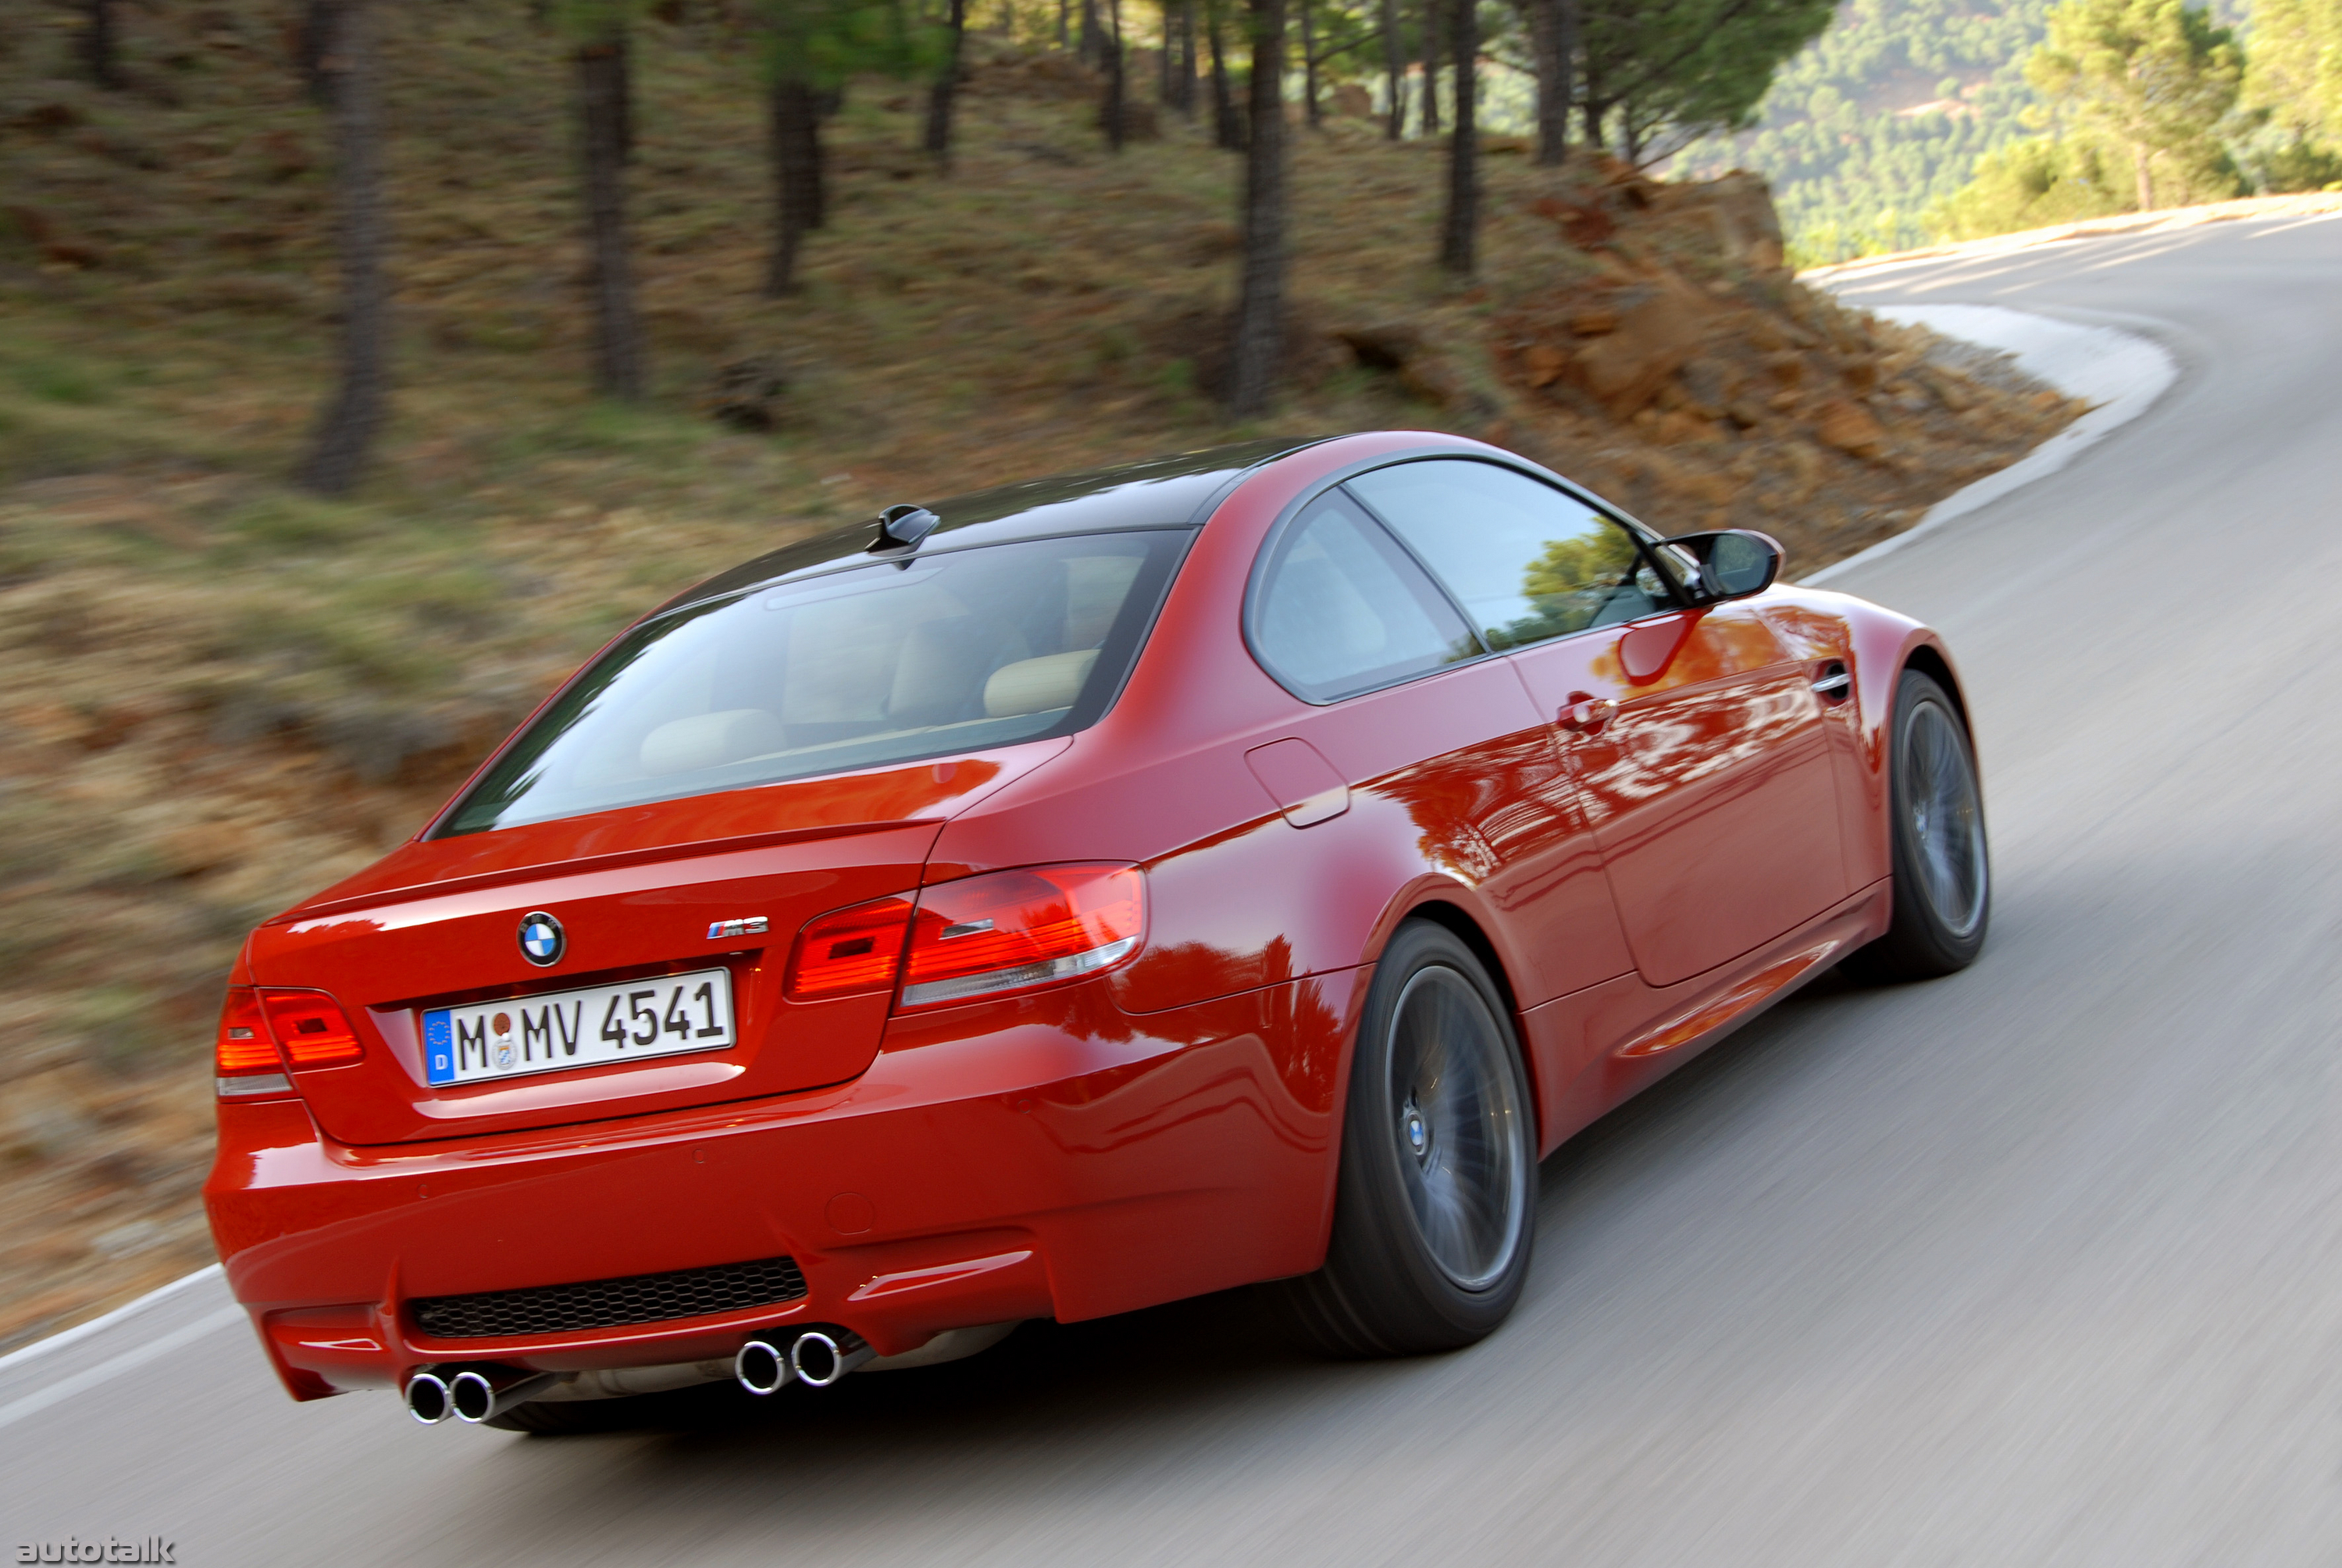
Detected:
left=707, top=916, right=769, bottom=940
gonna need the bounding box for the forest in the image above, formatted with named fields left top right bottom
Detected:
left=1684, top=0, right=2342, bottom=263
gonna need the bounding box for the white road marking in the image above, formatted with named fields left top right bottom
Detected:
left=0, top=1306, right=245, bottom=1433
left=0, top=1263, right=223, bottom=1373
left=2248, top=211, right=2342, bottom=238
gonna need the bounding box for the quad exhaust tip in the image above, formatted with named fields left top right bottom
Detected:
left=735, top=1338, right=794, bottom=1396
left=790, top=1330, right=875, bottom=1388
left=407, top=1367, right=559, bottom=1425
left=405, top=1372, right=452, bottom=1425
left=734, top=1329, right=875, bottom=1393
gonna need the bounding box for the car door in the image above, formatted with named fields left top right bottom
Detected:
left=1345, top=458, right=1848, bottom=988
left=1242, top=483, right=1631, bottom=1008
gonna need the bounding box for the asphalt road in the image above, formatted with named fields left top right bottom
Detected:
left=9, top=212, right=2342, bottom=1567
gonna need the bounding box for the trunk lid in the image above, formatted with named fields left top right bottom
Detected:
left=251, top=743, right=1063, bottom=1145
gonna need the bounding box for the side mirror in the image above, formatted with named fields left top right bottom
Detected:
left=1663, top=529, right=1784, bottom=602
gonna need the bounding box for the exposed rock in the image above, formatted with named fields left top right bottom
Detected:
left=1569, top=283, right=1713, bottom=418
left=1522, top=344, right=1570, bottom=389
left=1814, top=398, right=1888, bottom=460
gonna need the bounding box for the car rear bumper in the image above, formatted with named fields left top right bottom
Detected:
left=205, top=970, right=1362, bottom=1400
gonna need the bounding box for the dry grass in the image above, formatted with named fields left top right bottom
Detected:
left=0, top=0, right=2076, bottom=1349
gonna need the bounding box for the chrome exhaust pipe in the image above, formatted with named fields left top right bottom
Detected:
left=405, top=1371, right=453, bottom=1425
left=790, top=1329, right=875, bottom=1388
left=734, top=1338, right=795, bottom=1395
left=447, top=1367, right=560, bottom=1424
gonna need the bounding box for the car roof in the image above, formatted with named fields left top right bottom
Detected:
left=650, top=435, right=1332, bottom=618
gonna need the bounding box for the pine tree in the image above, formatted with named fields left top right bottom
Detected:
left=1228, top=0, right=1286, bottom=413
left=924, top=0, right=968, bottom=169
left=573, top=15, right=646, bottom=396
left=1438, top=0, right=1476, bottom=271
left=80, top=0, right=122, bottom=91
left=2028, top=0, right=2242, bottom=209
left=1527, top=0, right=1576, bottom=165
left=1580, top=0, right=1833, bottom=166
left=297, top=0, right=390, bottom=494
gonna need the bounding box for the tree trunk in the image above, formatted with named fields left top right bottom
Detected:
left=1420, top=0, right=1441, bottom=138
left=1531, top=0, right=1573, bottom=166
left=804, top=91, right=831, bottom=230
left=1299, top=0, right=1321, bottom=129
left=81, top=0, right=122, bottom=91
left=1103, top=0, right=1127, bottom=150
left=2132, top=142, right=2155, bottom=210
left=924, top=0, right=968, bottom=169
left=578, top=34, right=646, bottom=398
left=1081, top=0, right=1100, bottom=66
left=766, top=76, right=820, bottom=294
left=614, top=30, right=636, bottom=165
left=1178, top=0, right=1198, bottom=114
left=1438, top=0, right=1475, bottom=273
left=1058, top=0, right=1070, bottom=50
left=298, top=0, right=387, bottom=496
left=295, top=0, right=340, bottom=106
left=1382, top=0, right=1403, bottom=139
left=1159, top=0, right=1174, bottom=103
left=1208, top=2, right=1242, bottom=150
left=1228, top=0, right=1285, bottom=415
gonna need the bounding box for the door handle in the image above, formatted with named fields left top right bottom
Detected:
left=1812, top=663, right=1852, bottom=702
left=1559, top=692, right=1617, bottom=736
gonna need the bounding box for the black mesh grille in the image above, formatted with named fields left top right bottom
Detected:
left=410, top=1255, right=807, bottom=1340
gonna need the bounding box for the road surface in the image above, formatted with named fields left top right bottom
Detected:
left=8, top=210, right=2342, bottom=1566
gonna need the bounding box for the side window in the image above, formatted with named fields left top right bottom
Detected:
left=1249, top=487, right=1479, bottom=703
left=1346, top=459, right=1676, bottom=651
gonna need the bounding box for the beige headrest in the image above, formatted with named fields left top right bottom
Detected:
left=638, top=708, right=786, bottom=775
left=983, top=650, right=1098, bottom=718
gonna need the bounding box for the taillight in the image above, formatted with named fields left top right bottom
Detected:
left=899, top=864, right=1144, bottom=1009
left=258, top=989, right=365, bottom=1067
left=785, top=866, right=1146, bottom=1014
left=215, top=987, right=291, bottom=1099
left=786, top=896, right=918, bottom=1000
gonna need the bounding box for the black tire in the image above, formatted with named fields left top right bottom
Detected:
left=1845, top=669, right=1990, bottom=982
left=1282, top=921, right=1537, bottom=1357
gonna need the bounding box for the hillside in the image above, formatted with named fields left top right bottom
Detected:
left=0, top=0, right=2081, bottom=1347
left=1674, top=0, right=2060, bottom=261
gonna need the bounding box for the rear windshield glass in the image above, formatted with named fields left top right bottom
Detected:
left=438, top=530, right=1191, bottom=836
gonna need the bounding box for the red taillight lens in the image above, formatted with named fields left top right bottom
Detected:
left=899, top=864, right=1144, bottom=1010
left=258, top=989, right=365, bottom=1067
left=214, top=988, right=280, bottom=1078
left=786, top=896, right=918, bottom=1001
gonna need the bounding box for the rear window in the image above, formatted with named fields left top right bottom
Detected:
left=439, top=530, right=1190, bottom=836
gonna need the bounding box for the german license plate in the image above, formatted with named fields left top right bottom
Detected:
left=422, top=968, right=736, bottom=1087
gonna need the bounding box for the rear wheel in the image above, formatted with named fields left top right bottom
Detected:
left=1282, top=922, right=1536, bottom=1356
left=1847, top=669, right=1989, bottom=982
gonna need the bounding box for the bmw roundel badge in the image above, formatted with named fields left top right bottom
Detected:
left=517, top=911, right=565, bottom=967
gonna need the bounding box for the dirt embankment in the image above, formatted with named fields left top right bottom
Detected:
left=0, top=8, right=2079, bottom=1352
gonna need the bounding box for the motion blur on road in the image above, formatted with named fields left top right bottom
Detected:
left=8, top=211, right=2342, bottom=1566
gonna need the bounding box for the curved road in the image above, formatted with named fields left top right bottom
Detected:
left=9, top=212, right=2342, bottom=1566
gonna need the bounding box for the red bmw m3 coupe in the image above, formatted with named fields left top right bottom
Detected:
left=203, top=431, right=1987, bottom=1430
